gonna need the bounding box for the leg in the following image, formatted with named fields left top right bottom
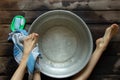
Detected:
left=33, top=71, right=41, bottom=80
left=72, top=24, right=119, bottom=80
left=23, top=33, right=39, bottom=54
left=11, top=33, right=39, bottom=80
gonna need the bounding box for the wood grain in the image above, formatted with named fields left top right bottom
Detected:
left=0, top=76, right=8, bottom=80
left=0, top=43, right=13, bottom=56
left=0, top=0, right=120, bottom=10
left=0, top=11, right=120, bottom=24
left=0, top=57, right=17, bottom=76
left=0, top=41, right=120, bottom=56
left=0, top=24, right=119, bottom=43
left=88, top=75, right=120, bottom=80
left=0, top=55, right=119, bottom=79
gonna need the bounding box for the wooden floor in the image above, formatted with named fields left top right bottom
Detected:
left=0, top=0, right=120, bottom=80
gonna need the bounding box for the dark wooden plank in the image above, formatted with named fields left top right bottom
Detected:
left=0, top=41, right=120, bottom=57
left=0, top=24, right=29, bottom=43
left=88, top=75, right=120, bottom=80
left=0, top=75, right=120, bottom=80
left=0, top=57, right=8, bottom=74
left=0, top=0, right=120, bottom=10
left=0, top=11, right=45, bottom=24
left=0, top=57, right=17, bottom=76
left=0, top=25, right=10, bottom=43
left=0, top=56, right=120, bottom=80
left=0, top=24, right=119, bottom=43
left=0, top=11, right=120, bottom=24
left=103, top=42, right=120, bottom=56
left=0, top=43, right=13, bottom=56
left=89, top=24, right=120, bottom=42
left=0, top=76, right=7, bottom=80
left=0, top=56, right=120, bottom=75
left=0, top=74, right=28, bottom=80
left=0, top=24, right=119, bottom=56
left=91, top=55, right=120, bottom=75
left=74, top=11, right=120, bottom=24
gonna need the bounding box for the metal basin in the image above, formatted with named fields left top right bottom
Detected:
left=28, top=10, right=93, bottom=78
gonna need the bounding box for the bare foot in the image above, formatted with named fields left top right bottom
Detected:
left=23, top=33, right=39, bottom=56
left=96, top=24, right=119, bottom=49
left=71, top=24, right=119, bottom=80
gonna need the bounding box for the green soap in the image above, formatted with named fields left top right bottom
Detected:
left=10, top=15, right=26, bottom=32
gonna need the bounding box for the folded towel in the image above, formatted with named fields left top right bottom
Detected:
left=8, top=30, right=41, bottom=79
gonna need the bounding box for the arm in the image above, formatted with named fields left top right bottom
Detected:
left=33, top=71, right=41, bottom=80
left=11, top=54, right=29, bottom=80
left=72, top=24, right=119, bottom=80
left=11, top=33, right=39, bottom=80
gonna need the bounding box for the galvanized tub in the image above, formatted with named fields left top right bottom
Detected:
left=28, top=10, right=93, bottom=78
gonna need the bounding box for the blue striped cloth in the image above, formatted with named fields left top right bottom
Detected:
left=8, top=30, right=41, bottom=79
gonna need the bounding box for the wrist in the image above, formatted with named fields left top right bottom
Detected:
left=22, top=54, right=29, bottom=61
left=23, top=51, right=30, bottom=56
